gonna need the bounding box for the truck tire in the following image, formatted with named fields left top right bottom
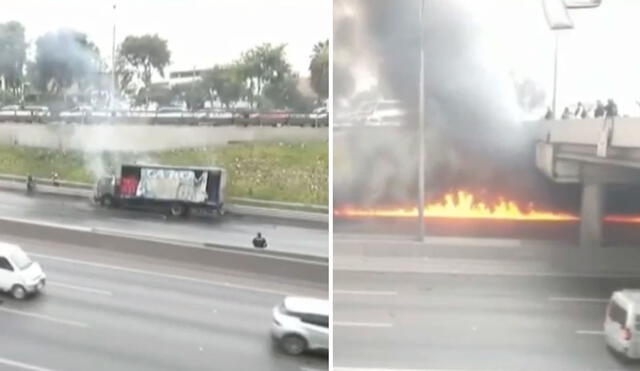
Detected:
left=100, top=195, right=114, bottom=208
left=170, top=203, right=187, bottom=217
left=216, top=207, right=225, bottom=217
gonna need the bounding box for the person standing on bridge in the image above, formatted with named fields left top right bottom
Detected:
left=574, top=102, right=585, bottom=118
left=594, top=100, right=605, bottom=118
left=605, top=99, right=618, bottom=119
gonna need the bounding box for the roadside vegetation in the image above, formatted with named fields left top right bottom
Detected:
left=0, top=141, right=328, bottom=205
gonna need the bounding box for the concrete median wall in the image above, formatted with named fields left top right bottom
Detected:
left=0, top=123, right=327, bottom=151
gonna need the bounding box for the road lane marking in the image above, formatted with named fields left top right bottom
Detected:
left=0, top=356, right=57, bottom=371
left=28, top=252, right=289, bottom=296
left=334, top=321, right=393, bottom=328
left=1, top=215, right=327, bottom=266
left=576, top=330, right=605, bottom=335
left=334, top=290, right=397, bottom=296
left=334, top=368, right=500, bottom=371
left=48, top=281, right=112, bottom=296
left=0, top=307, right=88, bottom=328
left=549, top=297, right=608, bottom=303
left=0, top=216, right=92, bottom=232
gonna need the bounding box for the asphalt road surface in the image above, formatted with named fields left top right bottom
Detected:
left=335, top=217, right=640, bottom=247
left=334, top=257, right=640, bottom=370
left=0, top=190, right=327, bottom=257
left=0, top=230, right=327, bottom=371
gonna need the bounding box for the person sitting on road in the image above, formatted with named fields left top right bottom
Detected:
left=252, top=232, right=267, bottom=249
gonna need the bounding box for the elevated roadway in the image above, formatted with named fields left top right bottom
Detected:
left=536, top=117, right=640, bottom=247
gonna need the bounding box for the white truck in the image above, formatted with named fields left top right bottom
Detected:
left=94, top=164, right=227, bottom=217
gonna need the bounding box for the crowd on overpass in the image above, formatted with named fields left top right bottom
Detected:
left=545, top=99, right=619, bottom=120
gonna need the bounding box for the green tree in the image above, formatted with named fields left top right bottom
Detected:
left=33, top=30, right=101, bottom=95
left=262, top=74, right=313, bottom=112
left=0, top=21, right=27, bottom=96
left=171, top=81, right=206, bottom=110
left=119, top=34, right=171, bottom=102
left=202, top=64, right=245, bottom=109
left=309, top=39, right=328, bottom=100
left=239, top=43, right=291, bottom=108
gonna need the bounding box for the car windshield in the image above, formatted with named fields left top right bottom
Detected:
left=10, top=250, right=33, bottom=270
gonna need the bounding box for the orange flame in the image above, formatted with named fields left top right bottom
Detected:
left=334, top=190, right=640, bottom=223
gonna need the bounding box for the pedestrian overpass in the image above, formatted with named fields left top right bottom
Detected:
left=535, top=117, right=640, bottom=247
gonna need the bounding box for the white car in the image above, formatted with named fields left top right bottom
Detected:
left=363, top=100, right=406, bottom=127
left=0, top=242, right=46, bottom=299
left=271, top=296, right=329, bottom=355
left=605, top=290, right=640, bottom=360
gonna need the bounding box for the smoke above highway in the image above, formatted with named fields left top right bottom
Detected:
left=334, top=0, right=581, bottom=211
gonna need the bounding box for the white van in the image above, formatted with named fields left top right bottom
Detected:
left=0, top=242, right=46, bottom=299
left=604, top=290, right=640, bottom=359
left=271, top=296, right=329, bottom=355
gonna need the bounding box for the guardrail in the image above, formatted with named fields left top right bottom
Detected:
left=0, top=173, right=328, bottom=223
left=0, top=111, right=329, bottom=127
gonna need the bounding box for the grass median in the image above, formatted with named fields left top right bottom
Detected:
left=0, top=141, right=328, bottom=205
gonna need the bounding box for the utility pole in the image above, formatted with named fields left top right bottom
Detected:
left=417, top=0, right=426, bottom=241
left=111, top=2, right=117, bottom=113
left=552, top=32, right=559, bottom=118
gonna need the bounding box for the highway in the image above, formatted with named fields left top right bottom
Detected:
left=334, top=237, right=640, bottom=371
left=0, top=190, right=327, bottom=257
left=0, top=224, right=327, bottom=371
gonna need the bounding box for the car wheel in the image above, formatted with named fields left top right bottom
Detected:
left=11, top=285, right=27, bottom=300
left=280, top=334, right=307, bottom=356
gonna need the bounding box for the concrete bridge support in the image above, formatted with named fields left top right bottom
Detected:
left=579, top=182, right=605, bottom=248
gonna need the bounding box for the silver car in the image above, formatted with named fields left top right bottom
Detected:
left=271, top=296, right=329, bottom=355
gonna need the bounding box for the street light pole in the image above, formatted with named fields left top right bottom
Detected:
left=417, top=0, right=426, bottom=241
left=552, top=32, right=559, bottom=118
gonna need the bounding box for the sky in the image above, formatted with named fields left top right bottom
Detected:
left=463, top=0, right=640, bottom=116
left=0, top=0, right=330, bottom=78
left=341, top=0, right=640, bottom=117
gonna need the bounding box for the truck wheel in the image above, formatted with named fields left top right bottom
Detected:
left=170, top=203, right=186, bottom=217
left=101, top=195, right=113, bottom=208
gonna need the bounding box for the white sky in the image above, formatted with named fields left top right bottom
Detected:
left=0, top=0, right=330, bottom=77
left=455, top=0, right=640, bottom=115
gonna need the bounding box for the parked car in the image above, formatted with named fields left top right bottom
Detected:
left=355, top=100, right=406, bottom=127
left=271, top=296, right=329, bottom=355
left=154, top=106, right=199, bottom=125
left=0, top=242, right=46, bottom=299
left=310, top=106, right=329, bottom=127
left=60, top=105, right=93, bottom=123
